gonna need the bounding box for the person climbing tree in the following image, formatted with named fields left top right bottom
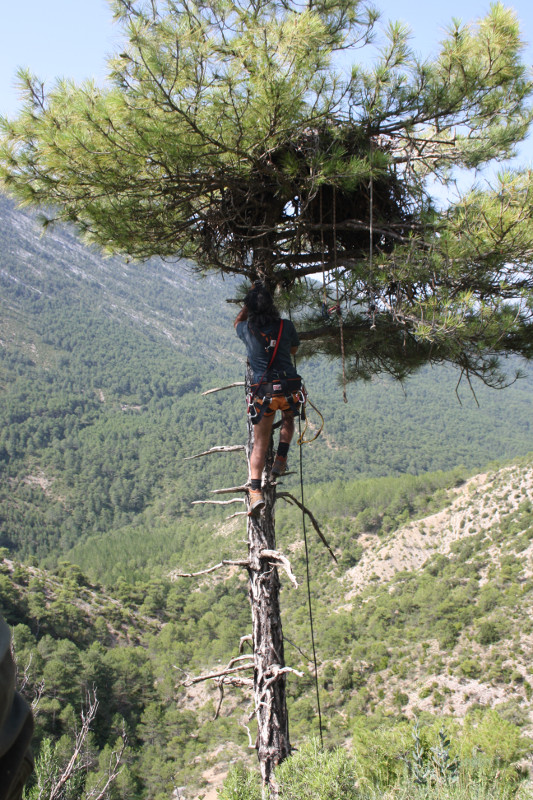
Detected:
left=234, top=283, right=302, bottom=514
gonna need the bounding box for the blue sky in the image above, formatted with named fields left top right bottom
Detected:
left=1, top=0, right=532, bottom=165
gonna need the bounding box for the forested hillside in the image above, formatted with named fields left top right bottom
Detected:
left=2, top=456, right=533, bottom=798
left=1, top=192, right=533, bottom=576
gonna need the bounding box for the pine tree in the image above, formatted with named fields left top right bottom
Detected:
left=1, top=0, right=532, bottom=383
left=2, top=0, right=533, bottom=791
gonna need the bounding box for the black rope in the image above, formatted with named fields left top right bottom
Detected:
left=297, top=416, right=324, bottom=748
left=288, top=302, right=324, bottom=746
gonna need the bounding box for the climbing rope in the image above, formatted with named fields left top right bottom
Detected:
left=297, top=394, right=324, bottom=445
left=369, top=141, right=377, bottom=330
left=298, top=413, right=324, bottom=747
left=288, top=319, right=324, bottom=745
left=332, top=188, right=348, bottom=403
left=320, top=186, right=328, bottom=312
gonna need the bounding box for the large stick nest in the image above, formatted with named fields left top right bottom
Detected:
left=196, top=127, right=415, bottom=282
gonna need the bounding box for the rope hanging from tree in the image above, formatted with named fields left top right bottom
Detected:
left=297, top=413, right=324, bottom=747
left=332, top=188, right=348, bottom=403
left=369, top=141, right=377, bottom=330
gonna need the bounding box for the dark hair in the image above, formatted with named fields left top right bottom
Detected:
left=244, top=284, right=280, bottom=327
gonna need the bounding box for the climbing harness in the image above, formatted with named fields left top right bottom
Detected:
left=248, top=378, right=304, bottom=425
left=247, top=319, right=284, bottom=360
left=246, top=319, right=304, bottom=425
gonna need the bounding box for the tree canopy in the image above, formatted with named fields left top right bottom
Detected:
left=1, top=0, right=533, bottom=384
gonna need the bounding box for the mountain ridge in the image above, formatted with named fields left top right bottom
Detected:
left=3, top=188, right=533, bottom=572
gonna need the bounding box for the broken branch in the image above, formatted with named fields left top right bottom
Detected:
left=260, top=549, right=299, bottom=588
left=171, top=559, right=249, bottom=578
left=184, top=444, right=246, bottom=460
left=214, top=684, right=224, bottom=720
left=242, top=721, right=256, bottom=750
left=277, top=492, right=338, bottom=563
left=202, top=382, right=245, bottom=395
left=185, top=662, right=254, bottom=686
left=192, top=498, right=245, bottom=506
left=219, top=675, right=254, bottom=689
left=211, top=484, right=248, bottom=494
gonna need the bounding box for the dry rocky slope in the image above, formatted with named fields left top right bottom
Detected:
left=342, top=458, right=533, bottom=727
left=345, top=462, right=533, bottom=596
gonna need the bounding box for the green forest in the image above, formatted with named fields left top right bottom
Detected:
left=1, top=193, right=533, bottom=798
left=3, top=458, right=533, bottom=798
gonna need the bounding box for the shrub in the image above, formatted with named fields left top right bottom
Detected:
left=219, top=742, right=359, bottom=800
left=476, top=619, right=505, bottom=645
left=218, top=764, right=261, bottom=800
left=460, top=659, right=482, bottom=679
left=275, top=740, right=359, bottom=800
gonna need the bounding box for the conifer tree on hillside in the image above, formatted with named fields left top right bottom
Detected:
left=1, top=0, right=533, bottom=792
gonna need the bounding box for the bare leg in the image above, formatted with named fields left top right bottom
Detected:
left=250, top=414, right=275, bottom=481
left=278, top=410, right=295, bottom=447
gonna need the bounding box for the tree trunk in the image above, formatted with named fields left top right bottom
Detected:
left=245, top=368, right=290, bottom=795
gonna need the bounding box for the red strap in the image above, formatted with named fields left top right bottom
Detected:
left=249, top=320, right=284, bottom=404
left=268, top=320, right=283, bottom=370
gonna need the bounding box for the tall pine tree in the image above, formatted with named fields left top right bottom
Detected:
left=2, top=0, right=533, bottom=790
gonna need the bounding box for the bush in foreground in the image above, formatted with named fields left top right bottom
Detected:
left=219, top=717, right=532, bottom=800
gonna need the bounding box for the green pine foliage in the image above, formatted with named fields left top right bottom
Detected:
left=1, top=0, right=533, bottom=386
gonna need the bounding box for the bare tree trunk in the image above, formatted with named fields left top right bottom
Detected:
left=245, top=368, right=290, bottom=795
left=183, top=369, right=296, bottom=793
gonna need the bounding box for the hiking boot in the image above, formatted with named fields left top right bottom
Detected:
left=248, top=488, right=265, bottom=515
left=271, top=455, right=288, bottom=478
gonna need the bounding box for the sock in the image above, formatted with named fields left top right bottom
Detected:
left=277, top=442, right=290, bottom=458
left=250, top=478, right=262, bottom=490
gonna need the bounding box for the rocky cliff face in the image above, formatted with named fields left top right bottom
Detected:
left=0, top=192, right=240, bottom=365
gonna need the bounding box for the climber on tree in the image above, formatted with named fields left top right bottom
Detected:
left=234, top=283, right=303, bottom=515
